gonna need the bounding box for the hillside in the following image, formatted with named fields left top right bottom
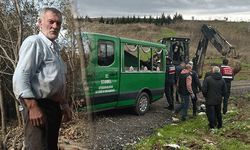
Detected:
left=83, top=21, right=250, bottom=64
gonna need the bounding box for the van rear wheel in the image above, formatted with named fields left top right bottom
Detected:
left=134, top=92, right=150, bottom=115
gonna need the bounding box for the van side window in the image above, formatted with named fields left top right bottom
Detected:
left=153, top=50, right=163, bottom=72
left=124, top=44, right=138, bottom=72
left=98, top=40, right=114, bottom=66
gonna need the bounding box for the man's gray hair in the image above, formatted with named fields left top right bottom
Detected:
left=185, top=64, right=192, bottom=69
left=212, top=66, right=220, bottom=73
left=39, top=7, right=62, bottom=20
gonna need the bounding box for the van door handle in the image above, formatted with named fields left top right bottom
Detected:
left=109, top=72, right=117, bottom=76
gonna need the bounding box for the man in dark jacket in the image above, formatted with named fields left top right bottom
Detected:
left=204, top=62, right=218, bottom=79
left=189, top=61, right=202, bottom=118
left=173, top=64, right=194, bottom=123
left=174, top=61, right=185, bottom=103
left=165, top=57, right=176, bottom=110
left=203, top=62, right=218, bottom=126
left=202, top=66, right=227, bottom=129
left=172, top=41, right=183, bottom=61
left=220, top=58, right=234, bottom=114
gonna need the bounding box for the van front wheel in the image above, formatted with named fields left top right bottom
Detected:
left=134, top=92, right=150, bottom=115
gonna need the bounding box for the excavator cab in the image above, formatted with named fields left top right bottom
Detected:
left=160, top=37, right=190, bottom=66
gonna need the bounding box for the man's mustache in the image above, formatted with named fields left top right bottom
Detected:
left=50, top=29, right=58, bottom=33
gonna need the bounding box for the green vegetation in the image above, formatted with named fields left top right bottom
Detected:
left=132, top=96, right=250, bottom=150
left=238, top=77, right=250, bottom=80
left=241, top=63, right=250, bottom=69
left=245, top=94, right=250, bottom=99
left=156, top=28, right=176, bottom=42
left=204, top=58, right=222, bottom=65
left=140, top=28, right=176, bottom=61
left=237, top=24, right=249, bottom=33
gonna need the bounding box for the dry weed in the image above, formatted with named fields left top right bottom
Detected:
left=82, top=21, right=250, bottom=63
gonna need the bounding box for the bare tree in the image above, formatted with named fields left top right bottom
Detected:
left=0, top=77, right=6, bottom=136
left=0, top=0, right=40, bottom=129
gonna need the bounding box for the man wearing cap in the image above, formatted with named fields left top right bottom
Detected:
left=204, top=62, right=218, bottom=79
left=165, top=57, right=176, bottom=110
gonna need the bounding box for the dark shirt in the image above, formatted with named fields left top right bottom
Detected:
left=165, top=64, right=175, bottom=85
left=172, top=43, right=183, bottom=56
left=175, top=65, right=184, bottom=83
left=141, top=60, right=158, bottom=70
left=190, top=70, right=202, bottom=93
left=204, top=71, right=213, bottom=79
left=202, top=72, right=227, bottom=105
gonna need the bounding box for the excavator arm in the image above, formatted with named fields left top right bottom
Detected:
left=193, top=24, right=237, bottom=78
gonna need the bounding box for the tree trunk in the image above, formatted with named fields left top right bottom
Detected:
left=71, top=33, right=78, bottom=119
left=13, top=0, right=23, bottom=127
left=0, top=78, right=7, bottom=137
left=73, top=19, right=94, bottom=147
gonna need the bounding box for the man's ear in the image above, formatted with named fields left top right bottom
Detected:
left=38, top=18, right=42, bottom=28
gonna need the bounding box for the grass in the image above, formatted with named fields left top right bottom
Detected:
left=203, top=58, right=222, bottom=65
left=241, top=63, right=250, bottom=69
left=132, top=95, right=250, bottom=150
left=156, top=28, right=176, bottom=42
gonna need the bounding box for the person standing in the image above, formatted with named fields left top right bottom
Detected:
left=174, top=61, right=185, bottom=103
left=220, top=58, right=234, bottom=115
left=164, top=57, right=176, bottom=110
left=13, top=7, right=72, bottom=149
left=173, top=64, right=194, bottom=123
left=204, top=62, right=218, bottom=79
left=172, top=41, right=184, bottom=61
left=204, top=62, right=219, bottom=126
left=189, top=61, right=202, bottom=118
left=202, top=66, right=227, bottom=129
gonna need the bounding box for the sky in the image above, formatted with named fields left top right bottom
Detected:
left=72, top=0, right=250, bottom=22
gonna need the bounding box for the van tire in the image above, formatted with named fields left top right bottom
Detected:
left=134, top=92, right=150, bottom=115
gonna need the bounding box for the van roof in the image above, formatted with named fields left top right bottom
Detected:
left=81, top=32, right=166, bottom=49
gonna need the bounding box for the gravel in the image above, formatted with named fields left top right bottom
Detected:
left=85, top=80, right=250, bottom=149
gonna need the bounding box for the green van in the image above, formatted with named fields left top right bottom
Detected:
left=79, top=32, right=168, bottom=115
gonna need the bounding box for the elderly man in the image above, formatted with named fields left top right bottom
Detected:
left=13, top=7, right=72, bottom=149
left=202, top=66, right=227, bottom=129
